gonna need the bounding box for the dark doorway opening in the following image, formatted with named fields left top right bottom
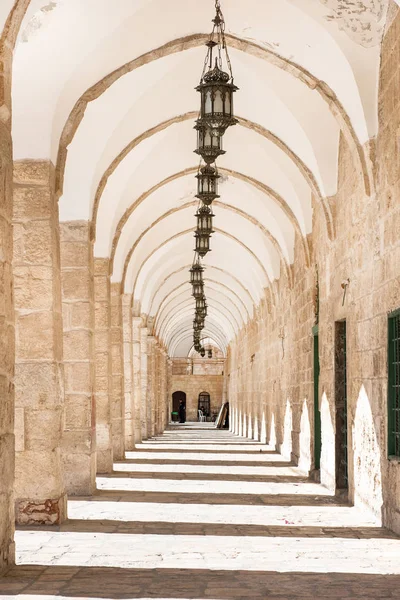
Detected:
left=313, top=325, right=321, bottom=472
left=335, top=320, right=348, bottom=492
left=172, top=391, right=186, bottom=417
left=198, top=392, right=211, bottom=418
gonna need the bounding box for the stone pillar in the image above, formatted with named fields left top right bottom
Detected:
left=153, top=344, right=161, bottom=435
left=167, top=357, right=173, bottom=426
left=132, top=317, right=142, bottom=445
left=147, top=336, right=156, bottom=438
left=93, top=258, right=113, bottom=473
left=0, top=43, right=15, bottom=569
left=60, top=222, right=96, bottom=495
left=140, top=327, right=148, bottom=439
left=159, top=349, right=167, bottom=433
left=122, top=294, right=134, bottom=450
left=110, top=283, right=125, bottom=460
left=13, top=160, right=67, bottom=525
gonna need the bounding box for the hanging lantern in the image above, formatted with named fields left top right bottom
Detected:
left=192, top=280, right=204, bottom=299
left=196, top=1, right=239, bottom=136
left=190, top=261, right=204, bottom=286
left=193, top=320, right=203, bottom=334
left=194, top=124, right=225, bottom=164
left=194, top=313, right=205, bottom=328
left=200, top=347, right=206, bottom=358
left=195, top=231, right=211, bottom=257
left=196, top=165, right=220, bottom=206
left=196, top=61, right=238, bottom=135
left=196, top=296, right=207, bottom=312
left=208, top=349, right=213, bottom=359
left=196, top=204, right=214, bottom=234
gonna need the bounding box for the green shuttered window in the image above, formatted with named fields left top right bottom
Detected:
left=388, top=309, right=400, bottom=458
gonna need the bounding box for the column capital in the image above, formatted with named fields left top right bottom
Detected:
left=147, top=336, right=157, bottom=347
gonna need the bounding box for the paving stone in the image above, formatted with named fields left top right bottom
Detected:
left=1, top=427, right=400, bottom=598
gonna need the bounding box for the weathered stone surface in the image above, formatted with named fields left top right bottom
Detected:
left=170, top=357, right=225, bottom=421
left=12, top=160, right=66, bottom=529
left=110, top=283, right=125, bottom=460
left=61, top=222, right=96, bottom=496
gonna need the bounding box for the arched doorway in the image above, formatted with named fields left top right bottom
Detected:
left=198, top=392, right=211, bottom=418
left=172, top=391, right=186, bottom=413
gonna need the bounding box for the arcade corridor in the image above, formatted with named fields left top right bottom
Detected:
left=1, top=425, right=400, bottom=599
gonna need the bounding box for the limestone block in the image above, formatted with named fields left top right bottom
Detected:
left=14, top=362, right=63, bottom=408
left=17, top=311, right=55, bottom=360
left=13, top=160, right=53, bottom=186
left=60, top=242, right=90, bottom=269
left=13, top=266, right=54, bottom=311
left=61, top=270, right=90, bottom=301
left=12, top=185, right=52, bottom=219
left=0, top=319, right=14, bottom=376
left=63, top=329, right=91, bottom=361
left=64, top=362, right=91, bottom=394
left=95, top=375, right=108, bottom=394
left=65, top=394, right=92, bottom=429
left=95, top=303, right=108, bottom=328
left=24, top=408, right=63, bottom=451
left=17, top=221, right=53, bottom=266
left=70, top=302, right=91, bottom=329
left=15, top=450, right=65, bottom=501
left=0, top=434, right=14, bottom=494
left=61, top=453, right=96, bottom=497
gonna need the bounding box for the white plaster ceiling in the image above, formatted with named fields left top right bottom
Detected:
left=8, top=0, right=394, bottom=356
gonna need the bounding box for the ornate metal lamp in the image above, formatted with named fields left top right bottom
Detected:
left=193, top=320, right=203, bottom=333
left=196, top=204, right=214, bottom=235
left=200, top=347, right=206, bottom=357
left=208, top=348, right=213, bottom=359
left=195, top=125, right=224, bottom=164
left=196, top=165, right=220, bottom=206
left=195, top=231, right=211, bottom=257
left=195, top=2, right=238, bottom=135
left=194, top=313, right=205, bottom=327
left=190, top=260, right=204, bottom=286
left=192, top=280, right=204, bottom=300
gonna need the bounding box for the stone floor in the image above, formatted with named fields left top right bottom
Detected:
left=1, top=424, right=400, bottom=599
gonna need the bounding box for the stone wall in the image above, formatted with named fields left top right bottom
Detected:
left=170, top=358, right=224, bottom=421
left=0, top=38, right=14, bottom=572
left=227, top=10, right=400, bottom=530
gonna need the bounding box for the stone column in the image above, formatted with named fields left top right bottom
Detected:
left=94, top=259, right=113, bottom=473
left=147, top=336, right=156, bottom=438
left=60, top=222, right=96, bottom=495
left=0, top=43, right=15, bottom=569
left=140, top=327, right=148, bottom=439
left=110, top=283, right=125, bottom=460
left=160, top=348, right=168, bottom=433
left=122, top=294, right=134, bottom=450
left=13, top=160, right=67, bottom=525
left=153, top=344, right=160, bottom=435
left=167, top=357, right=173, bottom=426
left=132, top=317, right=142, bottom=445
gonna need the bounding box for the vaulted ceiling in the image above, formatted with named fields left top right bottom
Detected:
left=6, top=0, right=395, bottom=356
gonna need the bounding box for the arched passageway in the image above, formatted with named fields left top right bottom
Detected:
left=1, top=1, right=400, bottom=597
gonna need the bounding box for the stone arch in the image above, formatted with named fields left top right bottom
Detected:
left=92, top=112, right=333, bottom=239
left=52, top=32, right=374, bottom=209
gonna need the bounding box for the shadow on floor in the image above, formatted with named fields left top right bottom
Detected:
left=120, top=459, right=295, bottom=467
left=16, top=519, right=398, bottom=539
left=1, top=565, right=399, bottom=599
left=68, top=489, right=345, bottom=506
left=108, top=471, right=308, bottom=483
